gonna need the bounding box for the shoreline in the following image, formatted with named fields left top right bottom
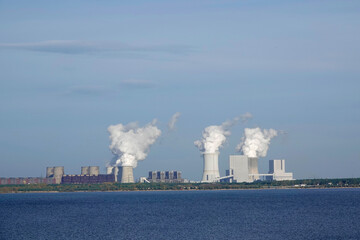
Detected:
left=1, top=186, right=360, bottom=194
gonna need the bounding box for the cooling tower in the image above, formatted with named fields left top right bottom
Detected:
left=46, top=167, right=55, bottom=178
left=106, top=166, right=114, bottom=174
left=120, top=166, right=134, bottom=183
left=53, top=166, right=64, bottom=184
left=89, top=166, right=99, bottom=176
left=107, top=166, right=120, bottom=182
left=248, top=157, right=259, bottom=181
left=201, top=152, right=220, bottom=182
left=81, top=166, right=90, bottom=175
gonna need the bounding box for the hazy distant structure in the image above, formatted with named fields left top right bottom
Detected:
left=225, top=155, right=259, bottom=183
left=202, top=152, right=220, bottom=182
left=46, top=167, right=54, bottom=178
left=89, top=166, right=99, bottom=176
left=267, top=160, right=293, bottom=181
left=46, top=166, right=64, bottom=184
left=147, top=170, right=184, bottom=183
left=81, top=166, right=90, bottom=175
left=81, top=166, right=100, bottom=176
left=0, top=177, right=56, bottom=185
left=106, top=166, right=113, bottom=175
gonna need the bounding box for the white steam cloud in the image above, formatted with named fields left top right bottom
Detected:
left=240, top=112, right=253, bottom=123
left=194, top=117, right=240, bottom=153
left=236, top=127, right=278, bottom=158
left=168, top=112, right=181, bottom=130
left=108, top=120, right=161, bottom=168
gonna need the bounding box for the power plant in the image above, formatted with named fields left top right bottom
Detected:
left=220, top=155, right=293, bottom=183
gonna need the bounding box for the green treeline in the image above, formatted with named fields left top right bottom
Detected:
left=1, top=178, right=360, bottom=194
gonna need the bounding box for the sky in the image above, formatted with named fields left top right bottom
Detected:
left=0, top=0, right=359, bottom=180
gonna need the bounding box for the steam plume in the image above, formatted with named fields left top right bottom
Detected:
left=236, top=127, right=277, bottom=158
left=194, top=117, right=239, bottom=153
left=240, top=112, right=253, bottom=123
left=168, top=112, right=181, bottom=130
left=108, top=120, right=161, bottom=168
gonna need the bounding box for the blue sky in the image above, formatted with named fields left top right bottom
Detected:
left=0, top=0, right=359, bottom=180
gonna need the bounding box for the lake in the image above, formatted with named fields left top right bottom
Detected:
left=1, top=188, right=359, bottom=239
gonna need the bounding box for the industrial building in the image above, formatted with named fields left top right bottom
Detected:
left=222, top=155, right=260, bottom=183
left=266, top=160, right=293, bottom=181
left=62, top=174, right=115, bottom=184
left=221, top=155, right=293, bottom=183
left=146, top=170, right=184, bottom=183
left=0, top=167, right=62, bottom=185
left=61, top=166, right=116, bottom=184
left=0, top=177, right=56, bottom=185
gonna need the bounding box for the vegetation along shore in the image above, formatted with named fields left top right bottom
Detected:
left=1, top=178, right=360, bottom=194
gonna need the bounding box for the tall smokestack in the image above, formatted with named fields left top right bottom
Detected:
left=120, top=166, right=134, bottom=183
left=201, top=152, right=220, bottom=182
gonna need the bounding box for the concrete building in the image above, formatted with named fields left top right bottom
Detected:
left=224, top=157, right=294, bottom=182
left=202, top=152, right=220, bottom=182
left=267, top=160, right=293, bottom=181
left=147, top=170, right=184, bottom=183
left=224, top=155, right=260, bottom=183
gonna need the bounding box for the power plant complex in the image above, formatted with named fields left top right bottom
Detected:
left=0, top=156, right=293, bottom=185
left=199, top=153, right=293, bottom=183
left=0, top=119, right=295, bottom=185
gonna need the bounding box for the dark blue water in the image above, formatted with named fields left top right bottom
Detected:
left=1, top=189, right=360, bottom=240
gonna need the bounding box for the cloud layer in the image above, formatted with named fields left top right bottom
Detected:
left=0, top=40, right=193, bottom=55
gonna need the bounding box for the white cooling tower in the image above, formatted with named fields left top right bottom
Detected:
left=106, top=166, right=114, bottom=174
left=89, top=166, right=99, bottom=176
left=201, top=152, right=220, bottom=182
left=81, top=166, right=90, bottom=175
left=46, top=167, right=55, bottom=178
left=120, top=166, right=134, bottom=183
left=53, top=166, right=64, bottom=184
